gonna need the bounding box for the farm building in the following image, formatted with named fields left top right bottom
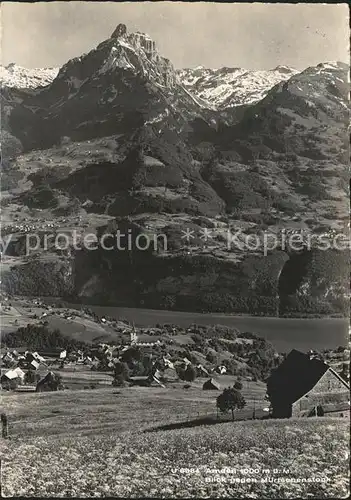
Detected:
left=161, top=367, right=178, bottom=382
left=129, top=375, right=164, bottom=388
left=36, top=348, right=64, bottom=358
left=28, top=352, right=46, bottom=363
left=203, top=378, right=221, bottom=390
left=1, top=349, right=28, bottom=367
left=216, top=365, right=227, bottom=375
left=36, top=372, right=63, bottom=392
left=267, top=349, right=350, bottom=418
left=1, top=352, right=15, bottom=368
left=1, top=367, right=26, bottom=390
left=163, top=358, right=175, bottom=370
left=29, top=360, right=40, bottom=370
left=196, top=364, right=209, bottom=377
left=129, top=375, right=152, bottom=387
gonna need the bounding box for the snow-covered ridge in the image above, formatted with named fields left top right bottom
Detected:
left=0, top=63, right=59, bottom=89
left=177, top=65, right=299, bottom=109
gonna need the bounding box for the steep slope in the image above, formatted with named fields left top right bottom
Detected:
left=202, top=61, right=349, bottom=233
left=1, top=26, right=349, bottom=317
left=177, top=65, right=298, bottom=109
left=8, top=24, right=211, bottom=152
left=219, top=61, right=349, bottom=162
left=1, top=65, right=58, bottom=159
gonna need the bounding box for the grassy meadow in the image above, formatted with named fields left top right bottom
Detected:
left=1, top=383, right=349, bottom=498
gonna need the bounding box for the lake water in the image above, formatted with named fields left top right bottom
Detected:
left=64, top=303, right=349, bottom=352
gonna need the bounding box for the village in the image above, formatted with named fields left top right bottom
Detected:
left=1, top=324, right=247, bottom=394
left=1, top=295, right=350, bottom=425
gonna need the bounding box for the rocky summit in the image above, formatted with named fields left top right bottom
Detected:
left=4, top=24, right=209, bottom=152
left=1, top=25, right=349, bottom=317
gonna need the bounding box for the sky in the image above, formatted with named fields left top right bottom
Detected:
left=1, top=2, right=349, bottom=70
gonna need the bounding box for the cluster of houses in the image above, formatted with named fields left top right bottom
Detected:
left=126, top=354, right=223, bottom=389
left=2, top=221, right=58, bottom=236
left=2, top=214, right=79, bottom=237
left=0, top=328, right=228, bottom=394
left=1, top=349, right=48, bottom=390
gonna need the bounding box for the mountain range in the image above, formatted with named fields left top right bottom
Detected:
left=177, top=65, right=299, bottom=109
left=1, top=24, right=349, bottom=317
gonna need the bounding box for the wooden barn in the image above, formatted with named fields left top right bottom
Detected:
left=36, top=372, right=63, bottom=392
left=1, top=368, right=25, bottom=391
left=267, top=349, right=350, bottom=418
left=203, top=378, right=221, bottom=391
left=129, top=375, right=164, bottom=388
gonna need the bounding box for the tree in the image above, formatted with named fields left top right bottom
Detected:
left=160, top=295, right=176, bottom=310
left=2, top=324, right=86, bottom=351
left=234, top=380, right=243, bottom=391
left=216, top=387, right=246, bottom=421
left=120, top=346, right=141, bottom=364
left=24, top=370, right=36, bottom=384
left=112, top=374, right=126, bottom=387
left=142, top=355, right=153, bottom=376
left=176, top=366, right=186, bottom=381
left=183, top=364, right=196, bottom=383
left=191, top=333, right=204, bottom=346
left=206, top=351, right=218, bottom=364
left=340, top=363, right=349, bottom=383
left=113, top=361, right=130, bottom=385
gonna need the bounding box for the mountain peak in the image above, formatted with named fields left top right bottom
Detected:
left=316, top=61, right=348, bottom=70
left=270, top=65, right=296, bottom=74
left=111, top=23, right=128, bottom=39
left=128, top=32, right=157, bottom=55
left=109, top=24, right=157, bottom=56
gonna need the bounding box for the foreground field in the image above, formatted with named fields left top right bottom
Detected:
left=2, top=417, right=349, bottom=498
left=1, top=380, right=266, bottom=438
left=1, top=387, right=349, bottom=498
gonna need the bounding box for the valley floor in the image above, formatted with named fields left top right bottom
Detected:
left=1, top=386, right=349, bottom=498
